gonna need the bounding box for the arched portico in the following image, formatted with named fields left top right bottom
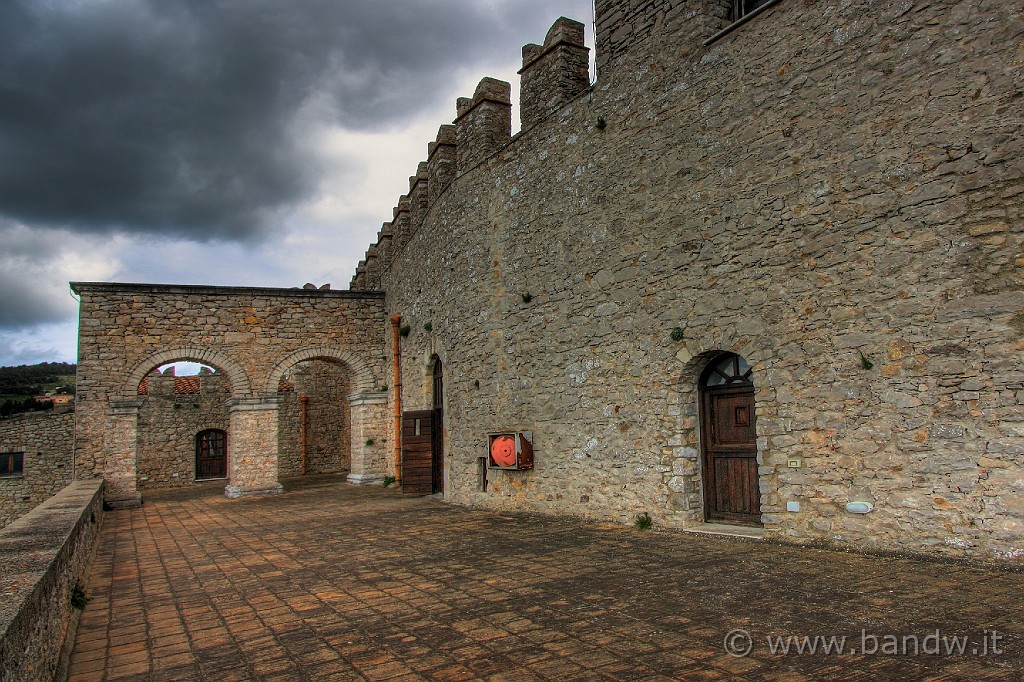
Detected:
left=71, top=282, right=388, bottom=506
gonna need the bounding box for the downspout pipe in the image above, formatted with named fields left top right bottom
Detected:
left=390, top=315, right=403, bottom=485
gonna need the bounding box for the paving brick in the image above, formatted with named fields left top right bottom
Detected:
left=67, top=480, right=1024, bottom=681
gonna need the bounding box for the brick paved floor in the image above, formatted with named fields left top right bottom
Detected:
left=67, top=478, right=1023, bottom=681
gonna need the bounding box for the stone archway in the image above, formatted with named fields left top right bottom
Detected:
left=104, top=348, right=256, bottom=507
left=666, top=331, right=773, bottom=529
left=123, top=347, right=253, bottom=398
left=265, top=346, right=388, bottom=485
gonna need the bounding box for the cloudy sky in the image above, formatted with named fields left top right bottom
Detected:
left=0, top=0, right=595, bottom=366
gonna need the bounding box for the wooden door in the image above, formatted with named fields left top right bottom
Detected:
left=402, top=410, right=434, bottom=495
left=700, top=354, right=761, bottom=526
left=195, top=429, right=227, bottom=479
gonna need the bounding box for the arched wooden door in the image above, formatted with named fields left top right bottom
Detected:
left=699, top=354, right=761, bottom=526
left=196, top=429, right=227, bottom=480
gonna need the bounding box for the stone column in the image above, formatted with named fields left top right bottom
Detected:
left=225, top=396, right=284, bottom=498
left=104, top=398, right=145, bottom=509
left=346, top=391, right=389, bottom=484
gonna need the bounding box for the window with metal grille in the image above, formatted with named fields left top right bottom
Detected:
left=0, top=451, right=24, bottom=477
left=730, top=0, right=775, bottom=21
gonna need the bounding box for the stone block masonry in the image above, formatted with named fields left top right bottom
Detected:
left=136, top=370, right=231, bottom=488
left=356, top=0, right=1024, bottom=562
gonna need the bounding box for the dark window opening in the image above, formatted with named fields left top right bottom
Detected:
left=0, top=451, right=24, bottom=477
left=730, top=0, right=774, bottom=21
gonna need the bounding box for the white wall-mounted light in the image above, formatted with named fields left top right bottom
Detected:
left=846, top=501, right=873, bottom=514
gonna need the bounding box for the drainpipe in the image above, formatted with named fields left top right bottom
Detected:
left=300, top=395, right=309, bottom=475
left=390, top=315, right=403, bottom=485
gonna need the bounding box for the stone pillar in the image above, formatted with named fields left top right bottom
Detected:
left=225, top=396, right=284, bottom=498
left=346, top=391, right=389, bottom=485
left=104, top=398, right=145, bottom=509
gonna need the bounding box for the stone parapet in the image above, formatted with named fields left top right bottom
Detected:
left=409, top=162, right=430, bottom=229
left=427, top=125, right=457, bottom=205
left=0, top=479, right=104, bottom=682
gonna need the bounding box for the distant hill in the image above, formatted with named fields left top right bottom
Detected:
left=0, top=362, right=77, bottom=417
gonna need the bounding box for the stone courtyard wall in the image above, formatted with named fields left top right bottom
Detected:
left=72, top=283, right=387, bottom=503
left=355, top=0, right=1024, bottom=561
left=0, top=410, right=75, bottom=529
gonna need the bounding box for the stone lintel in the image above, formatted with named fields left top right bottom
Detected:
left=109, top=398, right=145, bottom=415
left=228, top=396, right=282, bottom=412
left=347, top=391, right=388, bottom=406
left=224, top=484, right=284, bottom=499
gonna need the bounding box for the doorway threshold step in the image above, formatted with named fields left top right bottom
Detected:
left=683, top=523, right=765, bottom=540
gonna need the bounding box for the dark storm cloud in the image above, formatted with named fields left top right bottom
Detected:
left=0, top=0, right=578, bottom=242
left=0, top=222, right=82, bottom=328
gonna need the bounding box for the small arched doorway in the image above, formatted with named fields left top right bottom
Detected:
left=699, top=353, right=761, bottom=526
left=196, top=428, right=228, bottom=480
left=431, top=357, right=445, bottom=494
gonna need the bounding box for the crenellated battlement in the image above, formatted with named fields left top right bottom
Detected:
left=427, top=124, right=457, bottom=205
left=347, top=5, right=744, bottom=291
left=454, top=77, right=512, bottom=176
left=349, top=15, right=598, bottom=291
left=519, top=17, right=590, bottom=131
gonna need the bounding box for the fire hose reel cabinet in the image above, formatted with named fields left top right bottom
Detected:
left=487, top=431, right=534, bottom=470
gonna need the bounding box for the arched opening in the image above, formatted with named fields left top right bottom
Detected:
left=276, top=358, right=353, bottom=478
left=699, top=352, right=761, bottom=526
left=136, top=361, right=231, bottom=489
left=195, top=429, right=228, bottom=480
left=431, top=356, right=445, bottom=495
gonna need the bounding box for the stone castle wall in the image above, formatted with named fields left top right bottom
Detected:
left=353, top=0, right=1024, bottom=561
left=0, top=410, right=75, bottom=529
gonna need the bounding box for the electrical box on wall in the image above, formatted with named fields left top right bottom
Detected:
left=487, top=431, right=534, bottom=470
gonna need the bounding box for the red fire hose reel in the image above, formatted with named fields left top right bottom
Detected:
left=487, top=431, right=534, bottom=470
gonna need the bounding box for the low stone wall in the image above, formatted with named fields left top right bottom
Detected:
left=0, top=480, right=104, bottom=682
